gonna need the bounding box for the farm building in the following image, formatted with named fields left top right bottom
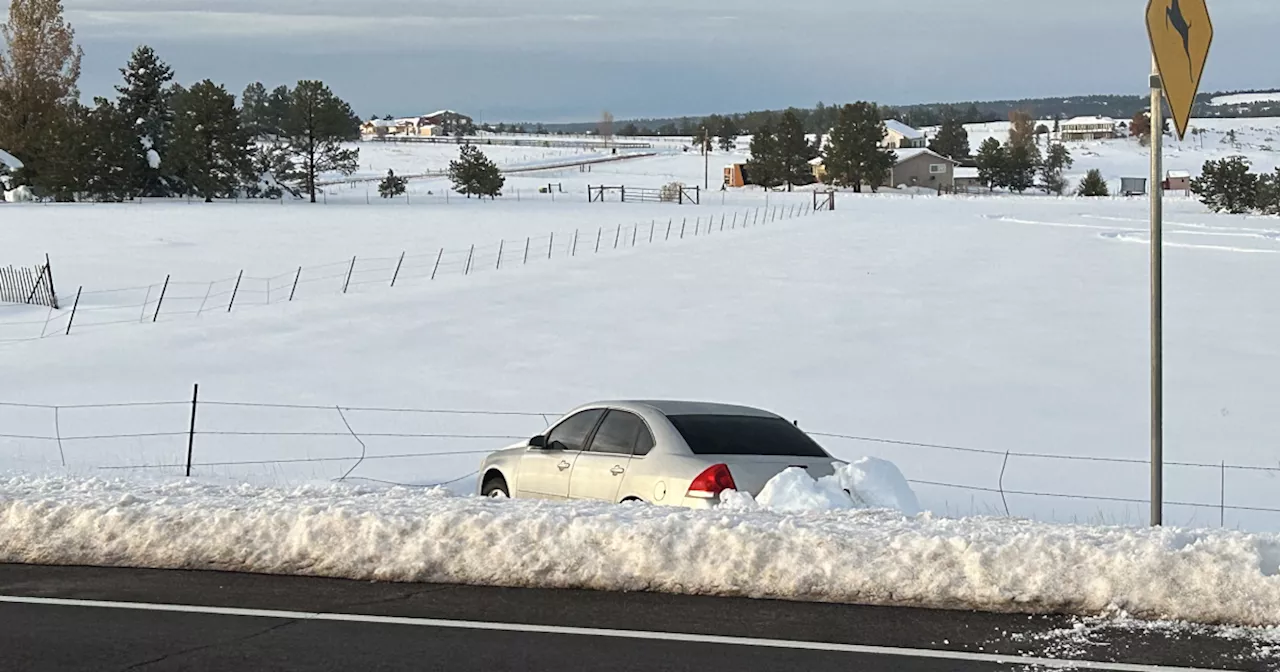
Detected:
left=883, top=120, right=927, bottom=149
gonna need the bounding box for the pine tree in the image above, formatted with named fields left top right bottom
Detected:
left=116, top=45, right=176, bottom=196
left=717, top=116, right=738, bottom=152
left=378, top=169, right=407, bottom=198
left=1255, top=169, right=1280, bottom=216
left=1003, top=141, right=1040, bottom=193
left=280, top=80, right=359, bottom=202
left=823, top=102, right=895, bottom=193
left=0, top=0, right=83, bottom=194
left=1191, top=156, right=1258, bottom=214
left=745, top=121, right=783, bottom=189
left=929, top=117, right=970, bottom=159
left=776, top=109, right=817, bottom=188
left=448, top=144, right=504, bottom=199
left=1039, top=143, right=1074, bottom=195
left=1076, top=169, right=1110, bottom=197
left=240, top=82, right=270, bottom=138
left=242, top=142, right=299, bottom=199
left=82, top=97, right=135, bottom=201
left=265, top=85, right=291, bottom=138
left=170, top=80, right=251, bottom=202
left=975, top=137, right=1006, bottom=191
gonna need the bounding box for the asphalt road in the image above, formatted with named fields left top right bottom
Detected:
left=0, top=564, right=1270, bottom=672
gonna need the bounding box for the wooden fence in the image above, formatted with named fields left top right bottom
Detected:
left=0, top=255, right=58, bottom=309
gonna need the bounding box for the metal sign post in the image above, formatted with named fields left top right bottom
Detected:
left=1145, top=0, right=1213, bottom=526
left=1149, top=56, right=1165, bottom=527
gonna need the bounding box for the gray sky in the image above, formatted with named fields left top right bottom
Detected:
left=57, top=0, right=1280, bottom=122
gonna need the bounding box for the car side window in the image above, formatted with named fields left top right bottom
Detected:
left=546, top=409, right=605, bottom=452
left=632, top=423, right=655, bottom=457
left=587, top=411, right=643, bottom=455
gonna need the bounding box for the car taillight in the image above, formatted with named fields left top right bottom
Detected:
left=687, top=464, right=737, bottom=499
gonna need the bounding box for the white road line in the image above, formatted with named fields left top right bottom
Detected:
left=0, top=594, right=1243, bottom=672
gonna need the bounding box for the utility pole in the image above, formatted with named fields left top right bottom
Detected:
left=1149, top=54, right=1164, bottom=528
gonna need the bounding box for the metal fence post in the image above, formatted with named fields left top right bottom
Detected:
left=185, top=383, right=199, bottom=478
left=614, top=224, right=621, bottom=249
left=152, top=274, right=170, bottom=323
left=548, top=232, right=554, bottom=260
left=595, top=227, right=602, bottom=253
left=391, top=253, right=405, bottom=287
left=524, top=237, right=531, bottom=265
left=649, top=220, right=655, bottom=243
left=631, top=225, right=637, bottom=247
left=431, top=247, right=444, bottom=280
left=464, top=245, right=475, bottom=275
left=496, top=240, right=505, bottom=270
left=572, top=229, right=579, bottom=256
left=290, top=267, right=302, bottom=301
left=666, top=218, right=672, bottom=241
left=64, top=286, right=82, bottom=336
left=680, top=218, right=686, bottom=239
left=343, top=256, right=357, bottom=293
left=227, top=270, right=244, bottom=313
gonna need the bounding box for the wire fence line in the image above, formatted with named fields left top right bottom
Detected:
left=0, top=200, right=823, bottom=346
left=0, top=391, right=1276, bottom=526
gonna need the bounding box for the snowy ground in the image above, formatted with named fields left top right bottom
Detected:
left=3, top=186, right=1280, bottom=531
left=1, top=475, right=1279, bottom=627
left=945, top=117, right=1280, bottom=193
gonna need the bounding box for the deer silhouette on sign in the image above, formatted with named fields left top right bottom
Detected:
left=1166, top=0, right=1195, bottom=80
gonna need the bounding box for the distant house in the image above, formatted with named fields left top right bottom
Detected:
left=361, top=110, right=474, bottom=138
left=953, top=166, right=982, bottom=192
left=888, top=148, right=957, bottom=189
left=882, top=120, right=927, bottom=149
left=1060, top=116, right=1118, bottom=141
left=809, top=148, right=957, bottom=189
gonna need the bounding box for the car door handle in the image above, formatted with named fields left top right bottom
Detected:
left=610, top=465, right=625, bottom=476
left=558, top=461, right=572, bottom=471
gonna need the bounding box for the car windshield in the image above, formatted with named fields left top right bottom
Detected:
left=666, top=414, right=828, bottom=457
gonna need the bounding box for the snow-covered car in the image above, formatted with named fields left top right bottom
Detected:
left=477, top=400, right=842, bottom=507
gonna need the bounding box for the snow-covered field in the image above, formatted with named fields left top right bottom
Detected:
left=5, top=134, right=1280, bottom=624
left=1211, top=92, right=1280, bottom=107
left=1, top=475, right=1279, bottom=626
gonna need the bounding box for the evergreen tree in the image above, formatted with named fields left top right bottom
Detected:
left=242, top=142, right=299, bottom=199
left=717, top=116, right=738, bottom=152
left=929, top=117, right=970, bottom=159
left=618, top=123, right=639, bottom=137
left=448, top=144, right=504, bottom=199
left=265, top=85, right=291, bottom=138
left=82, top=97, right=135, bottom=201
left=0, top=0, right=83, bottom=195
left=116, top=45, right=176, bottom=196
left=823, top=102, right=895, bottom=193
left=1191, top=156, right=1258, bottom=214
left=975, top=137, right=1006, bottom=191
left=745, top=121, right=783, bottom=189
left=378, top=169, right=407, bottom=198
left=170, top=80, right=251, bottom=202
left=1002, top=141, right=1040, bottom=193
left=1076, top=169, right=1110, bottom=197
left=1254, top=169, right=1280, bottom=216
left=33, top=101, right=89, bottom=201
left=1038, top=143, right=1074, bottom=195
left=777, top=109, right=817, bottom=188
left=280, top=80, right=359, bottom=202
left=240, top=82, right=270, bottom=138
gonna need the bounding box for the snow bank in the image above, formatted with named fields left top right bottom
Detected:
left=2, top=475, right=1279, bottom=626
left=735, top=458, right=921, bottom=515
left=4, top=185, right=34, bottom=203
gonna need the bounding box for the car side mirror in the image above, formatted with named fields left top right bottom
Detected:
left=528, top=435, right=547, bottom=449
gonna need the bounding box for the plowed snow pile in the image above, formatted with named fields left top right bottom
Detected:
left=2, top=475, right=1279, bottom=626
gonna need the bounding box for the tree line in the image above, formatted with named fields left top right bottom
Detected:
left=0, top=0, right=362, bottom=203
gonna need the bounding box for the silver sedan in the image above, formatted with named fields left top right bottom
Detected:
left=477, top=400, right=842, bottom=507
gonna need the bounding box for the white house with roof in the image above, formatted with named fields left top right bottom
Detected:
left=1060, top=116, right=1119, bottom=141
left=882, top=120, right=927, bottom=149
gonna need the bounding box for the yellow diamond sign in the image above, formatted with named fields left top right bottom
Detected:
left=1147, top=0, right=1213, bottom=140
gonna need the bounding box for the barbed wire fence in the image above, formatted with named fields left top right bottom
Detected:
left=2, top=391, right=1277, bottom=528
left=0, top=199, right=822, bottom=346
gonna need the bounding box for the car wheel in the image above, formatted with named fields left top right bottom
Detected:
left=482, top=476, right=509, bottom=499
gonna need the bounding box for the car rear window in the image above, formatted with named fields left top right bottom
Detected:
left=665, top=414, right=828, bottom=457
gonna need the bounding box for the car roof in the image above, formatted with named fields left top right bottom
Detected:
left=598, top=400, right=782, bottom=419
